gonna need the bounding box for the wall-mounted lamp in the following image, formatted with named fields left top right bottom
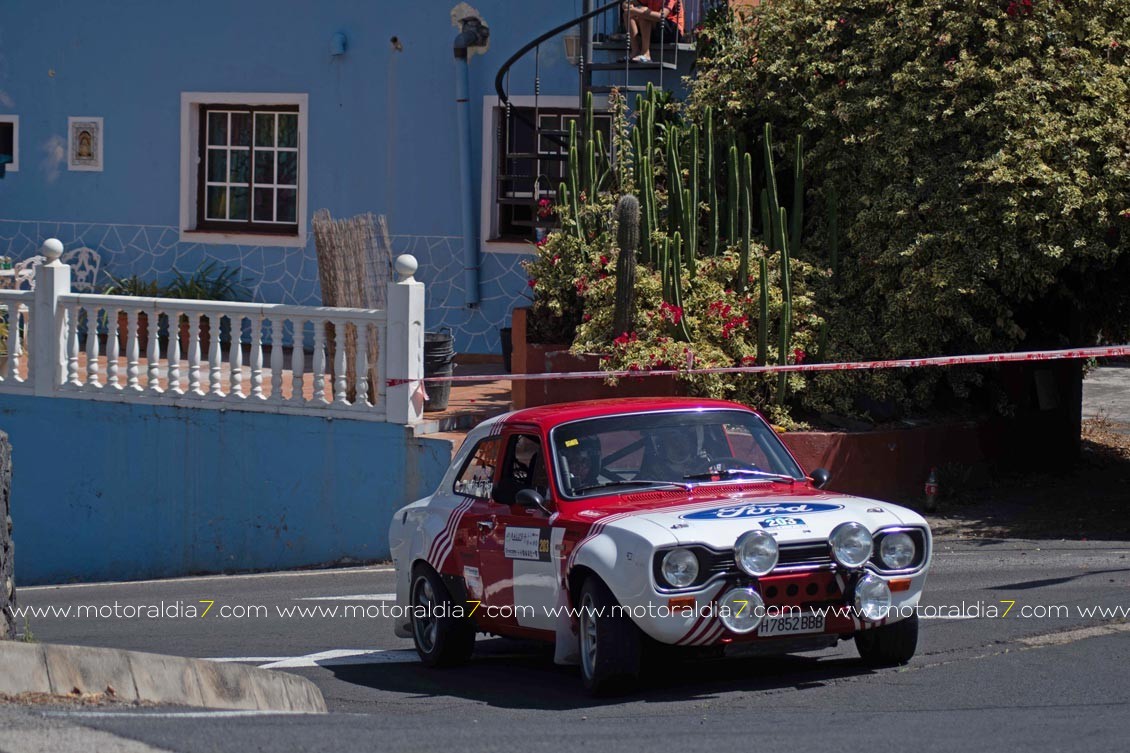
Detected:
left=330, top=32, right=348, bottom=56
left=563, top=33, right=581, bottom=65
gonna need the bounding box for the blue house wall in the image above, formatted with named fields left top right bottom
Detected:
left=0, top=1, right=588, bottom=354
left=0, top=395, right=453, bottom=585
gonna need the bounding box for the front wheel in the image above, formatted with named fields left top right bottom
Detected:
left=578, top=577, right=642, bottom=695
left=855, top=615, right=918, bottom=667
left=410, top=564, right=475, bottom=667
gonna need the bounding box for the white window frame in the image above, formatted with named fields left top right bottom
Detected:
left=481, top=95, right=610, bottom=256
left=179, top=92, right=308, bottom=248
left=0, top=115, right=20, bottom=172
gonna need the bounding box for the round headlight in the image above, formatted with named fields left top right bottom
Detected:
left=829, top=522, right=873, bottom=568
left=661, top=548, right=700, bottom=589
left=718, top=587, right=765, bottom=634
left=734, top=530, right=779, bottom=576
left=854, top=574, right=891, bottom=622
left=879, top=532, right=916, bottom=570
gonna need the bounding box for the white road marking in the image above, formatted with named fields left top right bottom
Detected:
left=20, top=566, right=395, bottom=592
left=295, top=593, right=397, bottom=601
left=1017, top=621, right=1130, bottom=647
left=260, top=649, right=421, bottom=669
left=204, top=648, right=421, bottom=669
left=44, top=710, right=321, bottom=719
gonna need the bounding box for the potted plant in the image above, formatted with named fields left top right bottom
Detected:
left=163, top=262, right=252, bottom=353
left=102, top=273, right=165, bottom=356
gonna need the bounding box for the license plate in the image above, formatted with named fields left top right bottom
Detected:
left=758, top=611, right=826, bottom=637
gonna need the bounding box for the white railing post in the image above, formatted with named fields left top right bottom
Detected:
left=32, top=238, right=70, bottom=396
left=385, top=254, right=425, bottom=425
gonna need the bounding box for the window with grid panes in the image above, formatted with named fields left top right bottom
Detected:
left=197, top=106, right=299, bottom=234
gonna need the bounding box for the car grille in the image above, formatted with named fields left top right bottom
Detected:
left=696, top=541, right=833, bottom=580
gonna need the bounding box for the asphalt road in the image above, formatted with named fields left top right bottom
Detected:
left=5, top=538, right=1130, bottom=752
left=1084, top=364, right=1130, bottom=430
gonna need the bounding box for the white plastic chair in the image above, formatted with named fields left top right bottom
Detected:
left=60, top=246, right=102, bottom=293
left=12, top=255, right=45, bottom=291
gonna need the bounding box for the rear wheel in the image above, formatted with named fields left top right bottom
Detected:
left=410, top=564, right=475, bottom=667
left=578, top=577, right=642, bottom=695
left=855, top=615, right=918, bottom=667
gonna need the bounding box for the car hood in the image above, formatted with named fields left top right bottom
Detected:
left=592, top=489, right=924, bottom=549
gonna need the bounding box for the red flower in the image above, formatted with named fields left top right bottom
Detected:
left=659, top=302, right=684, bottom=324
left=792, top=348, right=807, bottom=365
left=598, top=254, right=610, bottom=267
left=527, top=278, right=537, bottom=288
left=1006, top=1, right=1019, bottom=16
left=612, top=331, right=638, bottom=348
left=740, top=355, right=758, bottom=366
left=582, top=313, right=592, bottom=322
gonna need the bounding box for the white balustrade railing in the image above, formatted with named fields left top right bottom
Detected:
left=0, top=240, right=427, bottom=424
left=0, top=290, right=35, bottom=393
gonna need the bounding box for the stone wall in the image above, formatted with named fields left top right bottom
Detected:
left=0, top=431, right=13, bottom=639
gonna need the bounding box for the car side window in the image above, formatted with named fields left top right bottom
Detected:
left=494, top=434, right=546, bottom=505
left=453, top=436, right=501, bottom=499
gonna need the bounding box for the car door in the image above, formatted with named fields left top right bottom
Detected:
left=443, top=434, right=503, bottom=607
left=476, top=428, right=562, bottom=635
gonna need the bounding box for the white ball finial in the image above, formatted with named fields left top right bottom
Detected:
left=41, top=238, right=64, bottom=263
left=395, top=254, right=418, bottom=282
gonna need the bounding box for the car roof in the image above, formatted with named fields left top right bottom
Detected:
left=503, top=397, right=759, bottom=430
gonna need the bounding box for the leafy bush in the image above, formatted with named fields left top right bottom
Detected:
left=688, top=0, right=1129, bottom=413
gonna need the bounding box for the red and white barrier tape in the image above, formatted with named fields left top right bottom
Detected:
left=387, top=344, right=1130, bottom=387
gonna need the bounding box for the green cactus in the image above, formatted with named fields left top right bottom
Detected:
left=668, top=233, right=692, bottom=342
left=568, top=121, right=582, bottom=240
left=639, top=156, right=654, bottom=265
left=613, top=195, right=641, bottom=337
left=777, top=205, right=793, bottom=403
left=758, top=256, right=769, bottom=366
left=667, top=126, right=684, bottom=238
left=689, top=123, right=700, bottom=259
left=705, top=108, right=719, bottom=257
left=683, top=187, right=696, bottom=277
left=763, top=123, right=780, bottom=250
left=760, top=188, right=772, bottom=248
left=727, top=143, right=739, bottom=245
left=738, top=151, right=753, bottom=293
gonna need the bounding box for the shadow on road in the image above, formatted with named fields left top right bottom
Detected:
left=326, top=638, right=873, bottom=709
left=929, top=417, right=1130, bottom=541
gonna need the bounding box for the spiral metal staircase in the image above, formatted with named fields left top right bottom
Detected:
left=491, top=0, right=702, bottom=241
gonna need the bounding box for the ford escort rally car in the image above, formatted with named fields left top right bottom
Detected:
left=390, top=398, right=931, bottom=694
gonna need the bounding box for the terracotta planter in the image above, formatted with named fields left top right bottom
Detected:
left=510, top=307, right=684, bottom=409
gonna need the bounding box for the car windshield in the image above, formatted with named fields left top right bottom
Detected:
left=550, top=409, right=805, bottom=499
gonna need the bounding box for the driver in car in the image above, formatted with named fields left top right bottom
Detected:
left=561, top=437, right=602, bottom=493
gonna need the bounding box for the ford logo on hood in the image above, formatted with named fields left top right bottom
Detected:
left=681, top=503, right=843, bottom=520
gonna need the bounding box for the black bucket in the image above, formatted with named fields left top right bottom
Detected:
left=500, top=327, right=513, bottom=373
left=424, top=329, right=455, bottom=411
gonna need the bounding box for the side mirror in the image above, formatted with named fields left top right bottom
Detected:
left=516, top=488, right=551, bottom=515
left=810, top=468, right=831, bottom=490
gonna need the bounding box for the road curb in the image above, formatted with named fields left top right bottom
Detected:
left=0, top=641, right=326, bottom=712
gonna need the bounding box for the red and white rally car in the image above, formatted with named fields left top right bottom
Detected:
left=390, top=398, right=931, bottom=694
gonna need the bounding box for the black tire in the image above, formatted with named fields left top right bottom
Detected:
left=409, top=564, right=476, bottom=667
left=855, top=615, right=919, bottom=667
left=578, top=576, right=643, bottom=696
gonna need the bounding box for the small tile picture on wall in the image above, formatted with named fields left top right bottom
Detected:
left=68, top=116, right=103, bottom=171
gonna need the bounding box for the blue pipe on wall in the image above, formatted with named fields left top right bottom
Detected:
left=454, top=23, right=484, bottom=307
